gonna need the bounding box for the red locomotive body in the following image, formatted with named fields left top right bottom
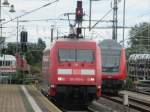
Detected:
left=99, top=39, right=127, bottom=94
left=42, top=38, right=101, bottom=104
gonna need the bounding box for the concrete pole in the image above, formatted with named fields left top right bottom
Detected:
left=122, top=0, right=126, bottom=47
left=89, top=0, right=92, bottom=31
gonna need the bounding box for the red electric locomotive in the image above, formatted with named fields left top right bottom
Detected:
left=42, top=37, right=102, bottom=104
left=99, top=39, right=126, bottom=95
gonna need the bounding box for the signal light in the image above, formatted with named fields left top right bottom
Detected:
left=20, top=31, right=28, bottom=52
left=76, top=1, right=83, bottom=22
left=20, top=31, right=28, bottom=43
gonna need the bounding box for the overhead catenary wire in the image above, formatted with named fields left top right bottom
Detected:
left=91, top=8, right=113, bottom=30
left=90, top=0, right=123, bottom=31
left=10, top=18, right=112, bottom=22
left=1, top=0, right=59, bottom=25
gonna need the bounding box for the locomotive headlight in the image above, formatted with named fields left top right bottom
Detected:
left=87, top=78, right=95, bottom=81
left=90, top=78, right=95, bottom=81
left=50, top=85, right=55, bottom=88
left=58, top=77, right=65, bottom=81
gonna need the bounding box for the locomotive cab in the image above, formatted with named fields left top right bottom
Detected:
left=99, top=39, right=126, bottom=95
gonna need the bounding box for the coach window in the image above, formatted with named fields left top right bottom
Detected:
left=6, top=61, right=8, bottom=66
left=10, top=61, right=12, bottom=65
left=7, top=61, right=9, bottom=66
left=8, top=61, right=11, bottom=66
left=0, top=61, right=1, bottom=66
left=2, top=61, right=4, bottom=66
left=3, top=61, right=5, bottom=66
left=5, top=61, right=7, bottom=66
left=12, top=61, right=14, bottom=65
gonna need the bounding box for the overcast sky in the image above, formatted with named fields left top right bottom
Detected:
left=2, top=0, right=150, bottom=47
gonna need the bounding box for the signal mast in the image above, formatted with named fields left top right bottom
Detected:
left=67, top=0, right=84, bottom=39
left=75, top=0, right=83, bottom=38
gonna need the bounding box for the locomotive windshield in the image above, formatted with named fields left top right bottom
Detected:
left=101, top=48, right=121, bottom=73
left=58, top=49, right=94, bottom=62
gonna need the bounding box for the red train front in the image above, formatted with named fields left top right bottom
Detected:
left=99, top=39, right=127, bottom=95
left=42, top=38, right=102, bottom=104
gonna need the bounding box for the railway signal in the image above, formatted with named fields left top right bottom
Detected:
left=20, top=31, right=28, bottom=43
left=20, top=31, right=28, bottom=52
left=75, top=1, right=83, bottom=23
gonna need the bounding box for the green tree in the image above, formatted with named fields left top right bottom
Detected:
left=37, top=38, right=46, bottom=50
left=128, top=22, right=150, bottom=54
left=6, top=38, right=46, bottom=74
left=25, top=38, right=46, bottom=66
left=6, top=43, right=17, bottom=55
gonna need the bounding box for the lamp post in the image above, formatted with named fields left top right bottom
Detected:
left=0, top=0, right=15, bottom=47
left=122, top=0, right=126, bottom=47
left=0, top=0, right=15, bottom=84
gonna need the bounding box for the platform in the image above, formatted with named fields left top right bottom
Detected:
left=0, top=84, right=62, bottom=112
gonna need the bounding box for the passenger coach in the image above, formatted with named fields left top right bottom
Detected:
left=0, top=55, right=16, bottom=74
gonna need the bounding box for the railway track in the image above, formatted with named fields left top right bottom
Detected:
left=42, top=93, right=105, bottom=112
left=40, top=88, right=101, bottom=112
left=49, top=98, right=115, bottom=112
left=102, top=94, right=150, bottom=112
left=63, top=103, right=111, bottom=112
left=40, top=87, right=150, bottom=112
left=126, top=89, right=150, bottom=96
left=64, top=108, right=92, bottom=112
left=49, top=101, right=94, bottom=112
left=119, top=90, right=150, bottom=105
left=38, top=86, right=150, bottom=112
left=88, top=101, right=113, bottom=112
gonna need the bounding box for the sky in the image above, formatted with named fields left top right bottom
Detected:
left=1, top=0, right=150, bottom=47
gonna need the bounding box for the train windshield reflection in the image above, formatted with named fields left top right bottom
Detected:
left=102, top=48, right=121, bottom=73
left=58, top=49, right=94, bottom=62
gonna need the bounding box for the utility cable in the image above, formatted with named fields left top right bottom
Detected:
left=90, top=8, right=113, bottom=30
left=1, top=0, right=59, bottom=25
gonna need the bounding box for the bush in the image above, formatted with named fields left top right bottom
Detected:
left=124, top=77, right=134, bottom=89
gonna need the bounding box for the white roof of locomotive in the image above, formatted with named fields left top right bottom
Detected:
left=0, top=55, right=16, bottom=61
